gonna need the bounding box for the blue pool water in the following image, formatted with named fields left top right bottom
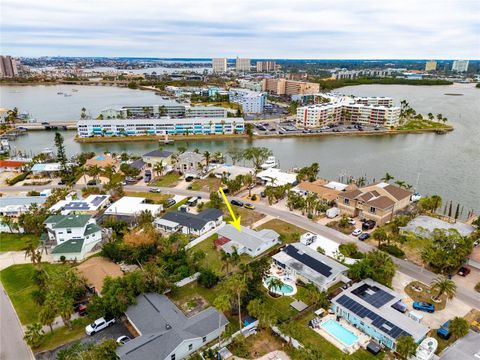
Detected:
left=264, top=276, right=294, bottom=294
left=321, top=319, right=359, bottom=347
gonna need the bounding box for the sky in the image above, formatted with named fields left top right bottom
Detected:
left=1, top=0, right=479, bottom=59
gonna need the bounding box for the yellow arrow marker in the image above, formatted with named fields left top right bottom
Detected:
left=219, top=187, right=242, bottom=232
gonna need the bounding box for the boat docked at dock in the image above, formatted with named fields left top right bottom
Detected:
left=260, top=156, right=278, bottom=169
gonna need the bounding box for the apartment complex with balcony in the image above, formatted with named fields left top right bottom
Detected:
left=77, top=117, right=244, bottom=137
left=262, top=78, right=320, bottom=96
left=0, top=55, right=18, bottom=78
left=296, top=95, right=400, bottom=128
left=212, top=57, right=227, bottom=73
left=336, top=182, right=412, bottom=225
left=235, top=57, right=251, bottom=72
left=256, top=61, right=276, bottom=72
left=100, top=104, right=227, bottom=119
left=228, top=88, right=266, bottom=113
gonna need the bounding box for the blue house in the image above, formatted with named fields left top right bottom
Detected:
left=331, top=279, right=429, bottom=350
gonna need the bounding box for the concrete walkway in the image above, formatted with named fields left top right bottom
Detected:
left=0, top=251, right=53, bottom=271
left=251, top=215, right=275, bottom=229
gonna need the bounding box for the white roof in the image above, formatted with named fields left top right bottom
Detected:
left=218, top=225, right=279, bottom=252
left=49, top=194, right=110, bottom=215
left=256, top=168, right=297, bottom=187
left=104, top=197, right=162, bottom=216
left=214, top=165, right=254, bottom=179
left=324, top=181, right=348, bottom=191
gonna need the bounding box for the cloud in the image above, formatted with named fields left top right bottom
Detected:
left=1, top=0, right=479, bottom=58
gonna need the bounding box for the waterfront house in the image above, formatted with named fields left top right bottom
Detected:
left=85, top=154, right=118, bottom=169
left=116, top=293, right=228, bottom=360
left=256, top=168, right=297, bottom=187
left=142, top=149, right=173, bottom=167
left=174, top=152, right=206, bottom=176
left=0, top=196, right=47, bottom=217
left=331, top=278, right=429, bottom=350
left=297, top=180, right=349, bottom=205
left=216, top=224, right=280, bottom=257
left=336, top=182, right=412, bottom=225
left=44, top=214, right=103, bottom=261
left=154, top=208, right=223, bottom=236
left=31, top=162, right=62, bottom=176
left=272, top=242, right=350, bottom=292
left=0, top=160, right=27, bottom=173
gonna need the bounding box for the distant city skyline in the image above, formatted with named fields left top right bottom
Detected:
left=1, top=0, right=479, bottom=58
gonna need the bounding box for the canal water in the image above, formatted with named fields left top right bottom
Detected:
left=1, top=83, right=479, bottom=212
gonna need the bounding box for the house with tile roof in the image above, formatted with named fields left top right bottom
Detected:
left=44, top=214, right=103, bottom=261
left=117, top=293, right=228, bottom=360
left=336, top=182, right=412, bottom=225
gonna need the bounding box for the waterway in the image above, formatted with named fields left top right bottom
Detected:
left=1, top=83, right=479, bottom=213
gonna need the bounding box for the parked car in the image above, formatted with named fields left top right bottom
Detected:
left=352, top=229, right=362, bottom=236
left=41, top=121, right=49, bottom=125
left=230, top=199, right=244, bottom=207
left=85, top=316, right=115, bottom=335
left=457, top=266, right=471, bottom=276
left=149, top=187, right=161, bottom=193
left=437, top=320, right=451, bottom=339
left=185, top=176, right=194, bottom=182
left=244, top=203, right=255, bottom=210
left=116, top=335, right=131, bottom=345
left=326, top=207, right=340, bottom=219
left=87, top=180, right=98, bottom=186
left=412, top=301, right=435, bottom=313
left=165, top=198, right=176, bottom=208
left=186, top=197, right=198, bottom=207
left=347, top=218, right=356, bottom=225
left=260, top=192, right=266, bottom=198
left=391, top=301, right=408, bottom=313
left=58, top=180, right=65, bottom=185
left=362, top=220, right=376, bottom=230
left=358, top=233, right=370, bottom=241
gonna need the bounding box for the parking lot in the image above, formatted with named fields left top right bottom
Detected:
left=251, top=120, right=387, bottom=136
left=243, top=103, right=288, bottom=120
left=35, top=320, right=131, bottom=360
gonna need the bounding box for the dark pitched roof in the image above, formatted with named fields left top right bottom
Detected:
left=142, top=149, right=173, bottom=158
left=117, top=293, right=228, bottom=360
left=367, top=196, right=395, bottom=210
left=130, top=159, right=145, bottom=170
left=383, top=184, right=412, bottom=200
left=161, top=208, right=222, bottom=230
left=340, top=189, right=362, bottom=200
left=283, top=244, right=333, bottom=277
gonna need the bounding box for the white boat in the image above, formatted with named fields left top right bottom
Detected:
left=41, top=148, right=54, bottom=157
left=411, top=192, right=422, bottom=202
left=261, top=156, right=278, bottom=169
left=64, top=93, right=72, bottom=97
left=412, top=337, right=437, bottom=360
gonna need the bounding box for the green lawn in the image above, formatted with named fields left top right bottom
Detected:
left=190, top=177, right=222, bottom=192
left=225, top=206, right=265, bottom=227
left=0, top=263, right=62, bottom=324
left=257, top=219, right=306, bottom=243
left=167, top=197, right=189, bottom=212
left=125, top=191, right=172, bottom=204
left=397, top=119, right=450, bottom=131
left=35, top=317, right=92, bottom=353
left=0, top=233, right=39, bottom=252
left=150, top=172, right=181, bottom=187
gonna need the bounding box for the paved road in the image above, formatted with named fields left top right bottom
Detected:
left=2, top=184, right=479, bottom=309
left=0, top=282, right=35, bottom=360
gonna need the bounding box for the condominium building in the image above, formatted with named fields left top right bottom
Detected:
left=77, top=117, right=244, bottom=137
left=334, top=69, right=393, bottom=80
left=228, top=88, right=266, bottom=114
left=235, top=57, right=251, bottom=72
left=0, top=56, right=18, bottom=78
left=452, top=60, right=469, bottom=72
left=212, top=58, right=227, bottom=73
left=238, top=79, right=262, bottom=91
left=262, top=78, right=320, bottom=96
left=296, top=95, right=400, bottom=128
left=100, top=104, right=227, bottom=119
left=256, top=61, right=276, bottom=72
left=425, top=60, right=437, bottom=72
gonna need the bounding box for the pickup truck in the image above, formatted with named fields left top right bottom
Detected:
left=85, top=316, right=115, bottom=335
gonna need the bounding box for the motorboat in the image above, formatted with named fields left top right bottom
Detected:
left=57, top=92, right=63, bottom=95
left=411, top=192, right=422, bottom=202
left=412, top=337, right=437, bottom=360
left=64, top=93, right=72, bottom=97
left=260, top=156, right=277, bottom=169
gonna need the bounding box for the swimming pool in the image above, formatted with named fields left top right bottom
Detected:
left=321, top=319, right=359, bottom=347
left=263, top=276, right=295, bottom=295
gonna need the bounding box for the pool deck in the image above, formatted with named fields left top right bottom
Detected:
left=312, top=315, right=370, bottom=354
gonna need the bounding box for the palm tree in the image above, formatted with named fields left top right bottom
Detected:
left=25, top=241, right=42, bottom=265
left=1, top=215, right=15, bottom=233
left=448, top=317, right=469, bottom=339
left=56, top=297, right=74, bottom=329
left=213, top=294, right=230, bottom=347
left=153, top=161, right=165, bottom=177
left=243, top=173, right=254, bottom=197
left=87, top=165, right=101, bottom=183
left=267, top=277, right=284, bottom=295
left=102, top=164, right=115, bottom=184
left=395, top=180, right=406, bottom=189
left=203, top=151, right=211, bottom=167
left=381, top=172, right=394, bottom=182
left=23, top=322, right=44, bottom=348
left=430, top=276, right=456, bottom=301
left=213, top=151, right=223, bottom=163
left=226, top=274, right=247, bottom=331
left=396, top=335, right=417, bottom=360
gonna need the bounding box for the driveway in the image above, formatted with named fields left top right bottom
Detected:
left=0, top=252, right=54, bottom=271
left=35, top=320, right=130, bottom=360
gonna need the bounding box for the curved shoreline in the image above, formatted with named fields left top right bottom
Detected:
left=75, top=126, right=453, bottom=143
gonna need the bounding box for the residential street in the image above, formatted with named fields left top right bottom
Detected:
left=0, top=282, right=34, bottom=360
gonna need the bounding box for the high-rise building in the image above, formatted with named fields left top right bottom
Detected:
left=235, top=57, right=251, bottom=72
left=452, top=60, right=469, bottom=72
left=425, top=60, right=437, bottom=72
left=256, top=61, right=276, bottom=72
left=262, top=78, right=320, bottom=96
left=0, top=56, right=19, bottom=78
left=212, top=58, right=227, bottom=73
left=228, top=88, right=266, bottom=114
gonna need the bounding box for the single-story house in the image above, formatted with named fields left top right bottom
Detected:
left=154, top=208, right=223, bottom=236
left=272, top=242, right=350, bottom=291
left=256, top=168, right=297, bottom=187
left=85, top=154, right=118, bottom=169
left=104, top=196, right=162, bottom=218
left=0, top=160, right=27, bottom=172
left=44, top=214, right=103, bottom=261
left=0, top=196, right=47, bottom=216
left=49, top=194, right=110, bottom=215
left=217, top=224, right=280, bottom=257
left=117, top=293, right=228, bottom=360
left=331, top=279, right=430, bottom=350
left=297, top=180, right=349, bottom=204
left=142, top=149, right=173, bottom=166
left=213, top=165, right=254, bottom=180
left=31, top=162, right=62, bottom=175
left=76, top=257, right=123, bottom=294
left=400, top=215, right=476, bottom=238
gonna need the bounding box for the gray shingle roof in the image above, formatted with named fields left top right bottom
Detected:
left=160, top=209, right=222, bottom=231
left=217, top=224, right=279, bottom=250
left=117, top=293, right=228, bottom=360
left=142, top=149, right=173, bottom=158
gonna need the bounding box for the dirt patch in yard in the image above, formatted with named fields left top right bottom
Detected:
left=230, top=329, right=285, bottom=358
left=173, top=294, right=209, bottom=317
left=326, top=221, right=354, bottom=235
left=190, top=177, right=222, bottom=192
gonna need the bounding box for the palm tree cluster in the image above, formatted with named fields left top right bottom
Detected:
left=287, top=191, right=329, bottom=217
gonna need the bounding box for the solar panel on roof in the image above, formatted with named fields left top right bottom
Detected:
left=351, top=283, right=395, bottom=308
left=64, top=202, right=89, bottom=210
left=336, top=295, right=410, bottom=339
left=91, top=195, right=107, bottom=207
left=283, top=245, right=332, bottom=277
